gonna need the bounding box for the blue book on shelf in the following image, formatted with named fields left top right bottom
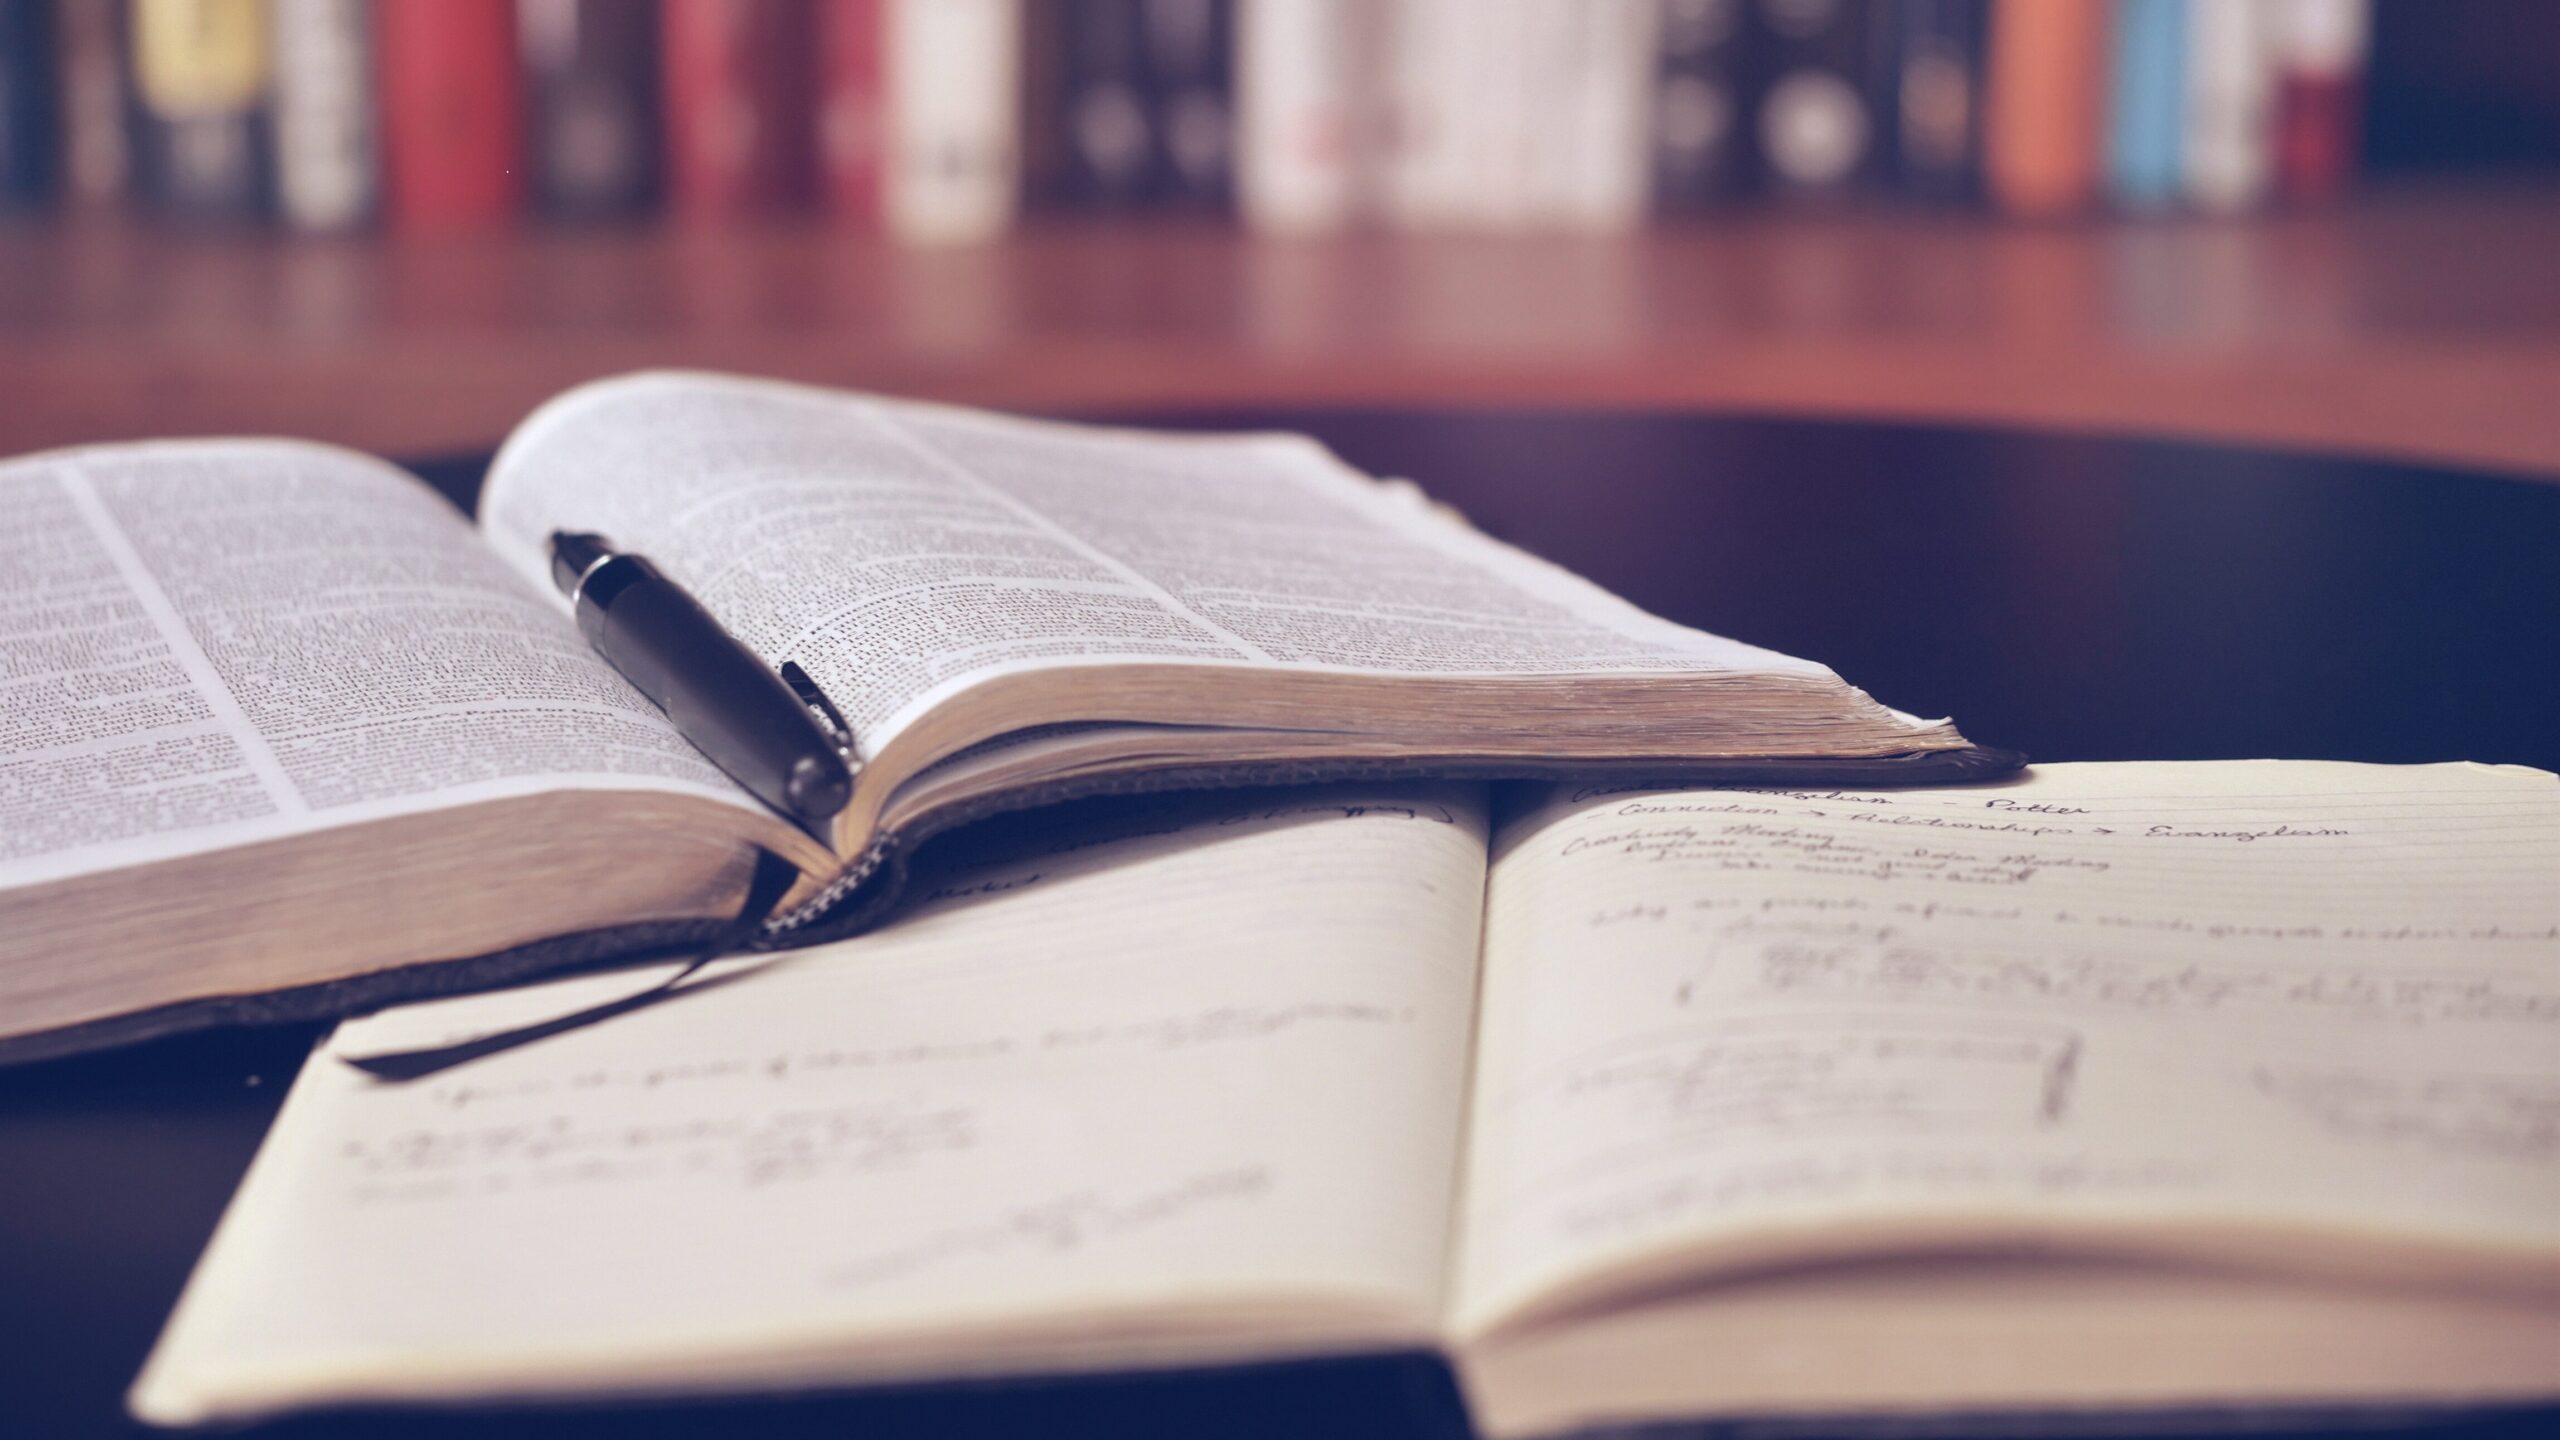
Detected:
left=2108, top=0, right=2187, bottom=207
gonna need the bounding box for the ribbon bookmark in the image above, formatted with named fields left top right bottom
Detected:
left=340, top=848, right=804, bottom=1083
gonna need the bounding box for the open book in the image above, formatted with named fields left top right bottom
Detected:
left=133, top=762, right=2560, bottom=1436
left=0, top=372, right=2006, bottom=1062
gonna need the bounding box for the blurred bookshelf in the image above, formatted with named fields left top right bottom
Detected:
left=8, top=182, right=2560, bottom=476
left=4, top=0, right=2559, bottom=475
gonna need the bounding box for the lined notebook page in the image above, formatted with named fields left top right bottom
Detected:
left=132, top=788, right=1490, bottom=1426
left=1456, top=762, right=2560, bottom=1334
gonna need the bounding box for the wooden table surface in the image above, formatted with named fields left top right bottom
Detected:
left=5, top=183, right=2559, bottom=479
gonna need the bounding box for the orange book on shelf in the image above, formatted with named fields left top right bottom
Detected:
left=1983, top=0, right=2108, bottom=217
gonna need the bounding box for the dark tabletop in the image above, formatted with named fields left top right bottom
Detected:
left=4, top=408, right=2555, bottom=1440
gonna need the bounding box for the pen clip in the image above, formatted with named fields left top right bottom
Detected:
left=780, top=661, right=862, bottom=773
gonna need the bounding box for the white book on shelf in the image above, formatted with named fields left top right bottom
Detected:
left=2183, top=0, right=2277, bottom=211
left=1470, top=0, right=1536, bottom=230
left=1237, top=0, right=1367, bottom=233
left=884, top=0, right=1021, bottom=245
left=1532, top=0, right=1654, bottom=231
left=268, top=0, right=375, bottom=230
left=1382, top=0, right=1475, bottom=229
left=2272, top=0, right=2372, bottom=80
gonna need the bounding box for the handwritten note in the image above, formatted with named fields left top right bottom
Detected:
left=134, top=787, right=1491, bottom=1425
left=1457, top=761, right=2560, bottom=1333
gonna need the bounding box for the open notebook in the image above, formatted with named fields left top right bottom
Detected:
left=132, top=762, right=2560, bottom=1436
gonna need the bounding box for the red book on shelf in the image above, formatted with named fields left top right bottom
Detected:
left=661, top=0, right=819, bottom=218
left=2275, top=73, right=2358, bottom=201
left=2272, top=0, right=2368, bottom=203
left=377, top=0, right=524, bottom=228
left=819, top=0, right=885, bottom=220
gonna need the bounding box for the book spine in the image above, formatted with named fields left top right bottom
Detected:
left=2271, top=0, right=2366, bottom=203
left=129, top=0, right=273, bottom=222
left=0, top=0, right=53, bottom=210
left=2106, top=0, right=2186, bottom=209
left=1141, top=0, right=1233, bottom=211
left=1982, top=0, right=2105, bottom=217
left=1535, top=0, right=1653, bottom=230
left=882, top=0, right=1020, bottom=244
left=268, top=0, right=375, bottom=231
left=1881, top=0, right=1986, bottom=203
left=661, top=0, right=819, bottom=219
left=55, top=0, right=130, bottom=208
left=1235, top=0, right=1363, bottom=232
left=2182, top=0, right=2273, bottom=212
left=1515, top=0, right=1574, bottom=226
left=818, top=0, right=885, bottom=221
left=1466, top=0, right=1532, bottom=228
left=521, top=0, right=661, bottom=221
left=1056, top=0, right=1152, bottom=208
left=1016, top=0, right=1073, bottom=209
left=1651, top=0, right=1752, bottom=211
left=378, top=0, right=523, bottom=228
left=1748, top=0, right=1881, bottom=203
left=1381, top=0, right=1470, bottom=228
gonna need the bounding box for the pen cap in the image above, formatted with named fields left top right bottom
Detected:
left=550, top=530, right=615, bottom=598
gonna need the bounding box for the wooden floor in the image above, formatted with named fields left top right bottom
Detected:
left=5, top=181, right=2558, bottom=477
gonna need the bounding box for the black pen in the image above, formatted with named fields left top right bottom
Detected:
left=549, top=531, right=855, bottom=827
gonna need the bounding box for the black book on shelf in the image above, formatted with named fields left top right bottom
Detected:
left=521, top=0, right=662, bottom=220
left=0, top=0, right=57, bottom=209
left=1051, top=0, right=1156, bottom=208
left=1138, top=0, right=1231, bottom=210
left=1876, top=0, right=1986, bottom=203
left=1651, top=0, right=1755, bottom=209
left=1745, top=0, right=1883, bottom=202
left=1017, top=0, right=1074, bottom=208
left=1043, top=0, right=1232, bottom=212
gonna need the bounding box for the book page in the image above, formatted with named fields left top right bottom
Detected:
left=0, top=441, right=756, bottom=893
left=132, top=787, right=1491, bottom=1426
left=1453, top=762, right=2560, bottom=1335
left=476, top=372, right=1844, bottom=753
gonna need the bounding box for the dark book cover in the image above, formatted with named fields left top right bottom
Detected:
left=1043, top=0, right=1230, bottom=211
left=0, top=0, right=55, bottom=210
left=53, top=0, right=129, bottom=207
left=1746, top=0, right=1882, bottom=202
left=1018, top=0, right=1075, bottom=208
left=378, top=0, right=525, bottom=228
left=660, top=0, right=819, bottom=219
left=522, top=0, right=662, bottom=220
left=128, top=0, right=272, bottom=223
left=1652, top=0, right=1754, bottom=210
left=1139, top=0, right=1231, bottom=210
left=1877, top=0, right=1984, bottom=203
left=1055, top=0, right=1156, bottom=208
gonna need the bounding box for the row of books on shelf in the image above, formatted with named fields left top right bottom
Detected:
left=0, top=0, right=2372, bottom=242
